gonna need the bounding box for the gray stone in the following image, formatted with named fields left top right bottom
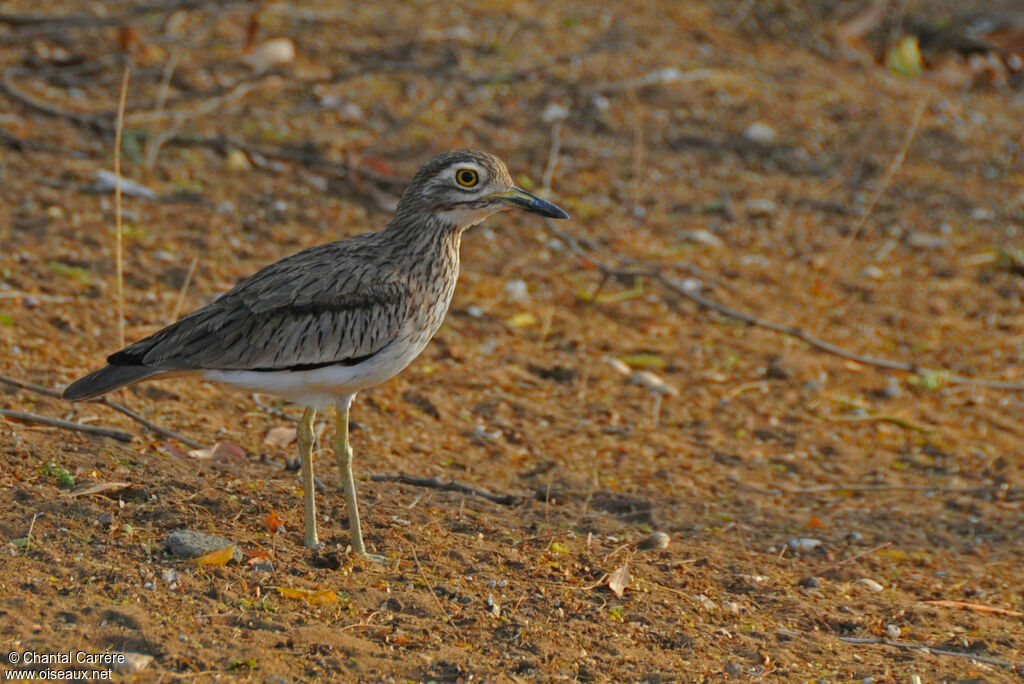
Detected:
left=165, top=529, right=242, bottom=562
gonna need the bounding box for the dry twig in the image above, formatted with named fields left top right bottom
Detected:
left=735, top=480, right=1020, bottom=496
left=371, top=473, right=521, bottom=506
left=838, top=636, right=1015, bottom=669
left=1, top=408, right=133, bottom=442
left=919, top=600, right=1024, bottom=618
left=0, top=374, right=204, bottom=449
left=542, top=218, right=1024, bottom=391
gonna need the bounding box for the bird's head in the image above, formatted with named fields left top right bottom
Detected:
left=393, top=150, right=569, bottom=231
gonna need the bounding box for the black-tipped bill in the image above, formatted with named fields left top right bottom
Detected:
left=493, top=187, right=570, bottom=219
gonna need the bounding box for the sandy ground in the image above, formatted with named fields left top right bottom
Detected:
left=1, top=1, right=1023, bottom=681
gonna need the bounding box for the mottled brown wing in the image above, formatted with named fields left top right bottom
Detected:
left=109, top=239, right=411, bottom=372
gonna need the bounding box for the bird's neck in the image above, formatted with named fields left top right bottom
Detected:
left=382, top=212, right=463, bottom=281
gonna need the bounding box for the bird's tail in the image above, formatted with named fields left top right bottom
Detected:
left=62, top=365, right=163, bottom=401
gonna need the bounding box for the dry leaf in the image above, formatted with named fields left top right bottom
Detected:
left=246, top=551, right=273, bottom=565
left=505, top=312, right=537, bottom=328
left=275, top=586, right=339, bottom=604
left=263, top=426, right=297, bottom=449
left=264, top=509, right=286, bottom=533
left=195, top=545, right=236, bottom=567
left=608, top=562, right=630, bottom=598
left=62, top=481, right=131, bottom=498
left=189, top=442, right=247, bottom=463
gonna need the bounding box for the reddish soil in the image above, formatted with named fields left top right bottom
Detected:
left=1, top=1, right=1022, bottom=681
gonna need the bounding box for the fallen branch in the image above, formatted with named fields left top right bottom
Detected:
left=541, top=219, right=1024, bottom=392
left=0, top=374, right=204, bottom=449
left=734, top=481, right=1020, bottom=497
left=0, top=68, right=109, bottom=132
left=1, top=408, right=133, bottom=442
left=371, top=473, right=521, bottom=506
left=837, top=636, right=1016, bottom=669
left=919, top=600, right=1024, bottom=618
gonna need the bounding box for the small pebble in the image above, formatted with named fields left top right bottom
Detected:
left=113, top=653, right=153, bottom=675
left=98, top=512, right=115, bottom=527
left=855, top=578, right=885, bottom=593
left=886, top=623, right=901, bottom=638
left=680, top=228, right=724, bottom=247
left=541, top=103, right=570, bottom=123
left=969, top=207, right=995, bottom=221
left=504, top=279, right=530, bottom=303
left=143, top=581, right=155, bottom=590
left=798, top=576, right=821, bottom=588
left=743, top=122, right=777, bottom=144
left=161, top=569, right=178, bottom=584
left=861, top=265, right=885, bottom=280
left=787, top=538, right=823, bottom=553
left=637, top=531, right=671, bottom=551
left=485, top=579, right=497, bottom=588
left=845, top=530, right=865, bottom=544
left=743, top=199, right=777, bottom=217
left=905, top=231, right=949, bottom=249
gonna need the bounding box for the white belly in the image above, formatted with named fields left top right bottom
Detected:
left=204, top=334, right=429, bottom=410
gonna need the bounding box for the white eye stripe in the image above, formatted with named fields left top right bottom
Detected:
left=444, top=162, right=486, bottom=185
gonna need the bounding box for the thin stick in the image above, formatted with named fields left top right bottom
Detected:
left=0, top=374, right=204, bottom=448
left=817, top=542, right=891, bottom=573
left=170, top=255, right=199, bottom=322
left=100, top=399, right=204, bottom=449
left=1, top=408, right=134, bottom=442
left=919, top=600, right=1024, bottom=617
left=541, top=219, right=1024, bottom=392
left=540, top=119, right=563, bottom=195
left=737, top=482, right=1020, bottom=496
left=113, top=64, right=130, bottom=349
left=371, top=473, right=521, bottom=506
left=844, top=93, right=929, bottom=246
left=837, top=636, right=1015, bottom=668
left=22, top=512, right=42, bottom=553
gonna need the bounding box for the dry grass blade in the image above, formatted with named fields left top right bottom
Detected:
left=113, top=64, right=130, bottom=349
left=170, top=255, right=199, bottom=322
left=844, top=93, right=930, bottom=247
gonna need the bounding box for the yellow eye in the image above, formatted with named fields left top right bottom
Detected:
left=455, top=168, right=479, bottom=188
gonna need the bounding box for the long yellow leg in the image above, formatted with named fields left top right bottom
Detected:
left=297, top=406, right=320, bottom=548
left=335, top=396, right=386, bottom=563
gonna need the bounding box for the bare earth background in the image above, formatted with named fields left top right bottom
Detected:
left=1, top=1, right=1023, bottom=681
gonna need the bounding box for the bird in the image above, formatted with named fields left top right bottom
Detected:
left=62, top=149, right=569, bottom=562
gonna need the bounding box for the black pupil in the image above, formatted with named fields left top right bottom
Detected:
left=460, top=171, right=475, bottom=185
